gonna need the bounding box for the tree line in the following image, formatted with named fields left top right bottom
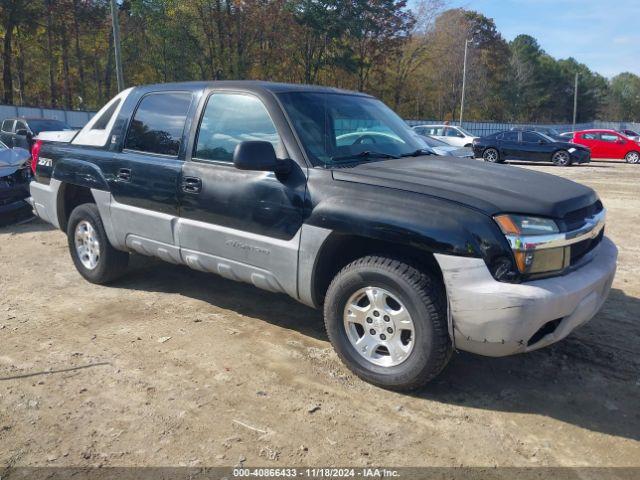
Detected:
left=1, top=0, right=638, bottom=123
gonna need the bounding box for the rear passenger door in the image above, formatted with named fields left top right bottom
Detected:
left=176, top=91, right=306, bottom=296
left=497, top=131, right=520, bottom=159
left=107, top=91, right=195, bottom=255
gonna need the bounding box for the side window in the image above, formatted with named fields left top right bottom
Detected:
left=194, top=93, right=281, bottom=162
left=445, top=127, right=461, bottom=137
left=414, top=127, right=425, bottom=135
left=15, top=120, right=27, bottom=132
left=522, top=132, right=540, bottom=143
left=502, top=131, right=518, bottom=141
left=92, top=99, right=121, bottom=130
left=125, top=91, right=192, bottom=156
left=583, top=133, right=598, bottom=140
left=1, top=119, right=14, bottom=133
left=429, top=127, right=444, bottom=135
left=600, top=133, right=619, bottom=142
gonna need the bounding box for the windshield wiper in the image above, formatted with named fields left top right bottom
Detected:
left=399, top=148, right=435, bottom=157
left=330, top=150, right=400, bottom=163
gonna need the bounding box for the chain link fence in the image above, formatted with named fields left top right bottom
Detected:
left=405, top=119, right=640, bottom=137
left=2, top=103, right=639, bottom=138
left=0, top=105, right=95, bottom=129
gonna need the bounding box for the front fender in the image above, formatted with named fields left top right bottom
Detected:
left=306, top=191, right=509, bottom=261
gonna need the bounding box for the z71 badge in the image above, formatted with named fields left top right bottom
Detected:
left=38, top=157, right=53, bottom=167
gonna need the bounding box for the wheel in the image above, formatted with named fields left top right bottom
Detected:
left=552, top=150, right=572, bottom=166
left=67, top=203, right=129, bottom=284
left=324, top=256, right=452, bottom=391
left=625, top=151, right=640, bottom=164
left=482, top=148, right=501, bottom=163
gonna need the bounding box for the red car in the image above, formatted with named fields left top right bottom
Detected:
left=571, top=129, right=640, bottom=163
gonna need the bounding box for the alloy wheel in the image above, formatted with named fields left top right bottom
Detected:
left=343, top=287, right=415, bottom=367
left=74, top=220, right=101, bottom=270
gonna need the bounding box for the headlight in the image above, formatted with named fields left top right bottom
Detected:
left=494, top=214, right=567, bottom=275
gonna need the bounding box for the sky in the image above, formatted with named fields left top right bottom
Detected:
left=444, top=0, right=640, bottom=78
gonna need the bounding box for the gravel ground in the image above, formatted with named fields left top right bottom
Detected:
left=1, top=160, right=639, bottom=468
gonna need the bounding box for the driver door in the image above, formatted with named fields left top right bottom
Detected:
left=177, top=91, right=306, bottom=296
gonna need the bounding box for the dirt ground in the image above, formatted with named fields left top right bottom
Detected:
left=1, top=160, right=639, bottom=468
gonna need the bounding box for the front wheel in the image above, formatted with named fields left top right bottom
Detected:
left=482, top=148, right=501, bottom=163
left=323, top=256, right=452, bottom=391
left=67, top=203, right=129, bottom=284
left=625, top=151, right=640, bottom=164
left=552, top=149, right=572, bottom=166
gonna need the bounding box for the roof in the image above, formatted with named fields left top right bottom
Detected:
left=573, top=128, right=620, bottom=133
left=136, top=80, right=371, bottom=97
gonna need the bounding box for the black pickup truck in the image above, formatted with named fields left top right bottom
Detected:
left=30, top=81, right=617, bottom=391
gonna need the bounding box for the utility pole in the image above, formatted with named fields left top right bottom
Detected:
left=459, top=39, right=472, bottom=127
left=572, top=73, right=579, bottom=127
left=110, top=0, right=124, bottom=92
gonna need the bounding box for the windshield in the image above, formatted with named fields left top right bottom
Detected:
left=456, top=126, right=473, bottom=137
left=538, top=132, right=556, bottom=142
left=277, top=92, right=428, bottom=166
left=28, top=119, right=72, bottom=134
left=419, top=135, right=449, bottom=147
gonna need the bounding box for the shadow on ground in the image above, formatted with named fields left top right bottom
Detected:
left=108, top=257, right=640, bottom=442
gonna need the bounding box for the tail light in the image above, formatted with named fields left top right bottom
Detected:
left=30, top=140, right=42, bottom=173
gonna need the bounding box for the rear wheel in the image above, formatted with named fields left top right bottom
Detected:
left=625, top=151, right=640, bottom=164
left=323, top=256, right=452, bottom=391
left=482, top=148, right=501, bottom=163
left=67, top=203, right=129, bottom=284
left=552, top=149, right=572, bottom=166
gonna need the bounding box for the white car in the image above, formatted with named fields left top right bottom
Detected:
left=412, top=124, right=478, bottom=147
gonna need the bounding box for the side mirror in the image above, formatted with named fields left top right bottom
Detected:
left=15, top=128, right=29, bottom=136
left=538, top=139, right=546, bottom=145
left=617, top=139, right=626, bottom=144
left=233, top=141, right=291, bottom=175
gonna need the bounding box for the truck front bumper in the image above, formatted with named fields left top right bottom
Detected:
left=435, top=236, right=617, bottom=357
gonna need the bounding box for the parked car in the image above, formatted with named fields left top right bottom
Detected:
left=0, top=117, right=74, bottom=151
left=30, top=81, right=616, bottom=391
left=413, top=130, right=473, bottom=157
left=0, top=140, right=32, bottom=224
left=473, top=129, right=590, bottom=166
left=571, top=129, right=640, bottom=163
left=412, top=124, right=478, bottom=147
left=511, top=126, right=567, bottom=142
left=618, top=129, right=640, bottom=142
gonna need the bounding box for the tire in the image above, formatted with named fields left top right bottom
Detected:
left=324, top=256, right=452, bottom=391
left=552, top=149, right=572, bottom=166
left=67, top=203, right=129, bottom=284
left=625, top=151, right=640, bottom=164
left=482, top=147, right=501, bottom=163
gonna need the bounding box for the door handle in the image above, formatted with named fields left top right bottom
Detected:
left=181, top=176, right=202, bottom=194
left=116, top=168, right=131, bottom=182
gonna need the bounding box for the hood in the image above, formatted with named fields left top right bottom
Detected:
left=331, top=156, right=597, bottom=218
left=0, top=147, right=31, bottom=177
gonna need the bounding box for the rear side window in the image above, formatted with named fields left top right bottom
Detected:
left=502, top=131, right=518, bottom=141
left=582, top=133, right=598, bottom=140
left=1, top=119, right=14, bottom=132
left=194, top=93, right=281, bottom=162
left=125, top=91, right=192, bottom=156
left=92, top=99, right=121, bottom=130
